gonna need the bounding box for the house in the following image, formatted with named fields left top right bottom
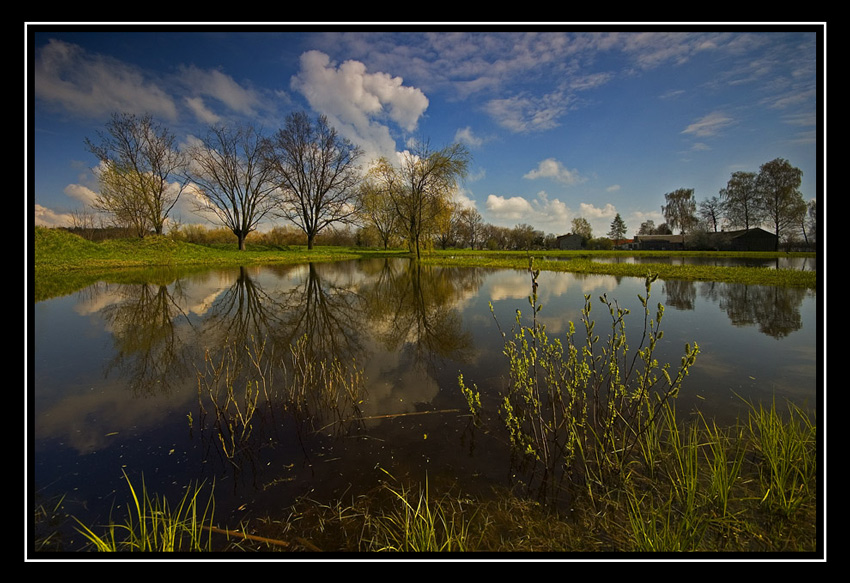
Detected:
left=634, top=234, right=685, bottom=251
left=633, top=228, right=778, bottom=251
left=555, top=233, right=584, bottom=250
left=708, top=228, right=778, bottom=251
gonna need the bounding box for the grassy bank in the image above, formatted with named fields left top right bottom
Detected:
left=32, top=227, right=816, bottom=298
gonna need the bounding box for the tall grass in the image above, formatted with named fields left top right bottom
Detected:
left=746, top=398, right=817, bottom=517
left=73, top=470, right=215, bottom=552
left=365, top=470, right=479, bottom=552
left=460, top=260, right=700, bottom=499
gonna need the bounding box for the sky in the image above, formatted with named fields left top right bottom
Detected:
left=28, top=25, right=823, bottom=239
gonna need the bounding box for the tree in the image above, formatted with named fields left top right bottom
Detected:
left=756, top=158, right=805, bottom=251
left=699, top=196, right=725, bottom=232
left=85, top=112, right=188, bottom=236
left=357, top=175, right=400, bottom=250
left=187, top=124, right=278, bottom=250
left=91, top=163, right=155, bottom=237
left=720, top=171, right=761, bottom=230
left=607, top=213, right=627, bottom=246
left=571, top=217, right=593, bottom=240
left=457, top=207, right=484, bottom=250
left=662, top=188, right=698, bottom=234
left=372, top=140, right=470, bottom=260
left=266, top=112, right=364, bottom=250
left=638, top=220, right=656, bottom=235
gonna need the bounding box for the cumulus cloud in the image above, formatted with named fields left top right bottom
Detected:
left=34, top=204, right=74, bottom=228
left=485, top=190, right=570, bottom=230
left=290, top=50, right=429, bottom=160
left=33, top=38, right=178, bottom=120
left=523, top=158, right=585, bottom=185
left=454, top=126, right=483, bottom=147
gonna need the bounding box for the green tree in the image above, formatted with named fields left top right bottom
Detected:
left=571, top=217, right=593, bottom=241
left=372, top=140, right=470, bottom=260
left=756, top=158, right=805, bottom=250
left=266, top=112, right=364, bottom=250
left=357, top=175, right=400, bottom=250
left=607, top=213, right=627, bottom=245
left=85, top=112, right=188, bottom=236
left=187, top=124, right=278, bottom=250
left=662, top=188, right=698, bottom=234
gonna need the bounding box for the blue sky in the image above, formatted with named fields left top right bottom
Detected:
left=28, top=26, right=822, bottom=239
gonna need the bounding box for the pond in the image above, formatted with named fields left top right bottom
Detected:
left=31, top=258, right=818, bottom=550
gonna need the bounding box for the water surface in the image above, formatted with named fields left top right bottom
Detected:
left=31, top=258, right=818, bottom=549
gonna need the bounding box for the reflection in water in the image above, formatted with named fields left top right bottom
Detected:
left=31, top=258, right=817, bottom=548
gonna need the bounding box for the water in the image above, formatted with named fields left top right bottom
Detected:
left=30, top=258, right=819, bottom=549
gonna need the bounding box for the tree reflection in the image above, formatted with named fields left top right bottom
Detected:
left=96, top=279, right=194, bottom=396
left=361, top=259, right=480, bottom=371
left=715, top=283, right=807, bottom=338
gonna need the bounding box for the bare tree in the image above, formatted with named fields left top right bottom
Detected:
left=187, top=124, right=277, bottom=250
left=720, top=171, right=762, bottom=230
left=699, top=195, right=725, bottom=232
left=266, top=112, right=364, bottom=249
left=85, top=112, right=188, bottom=236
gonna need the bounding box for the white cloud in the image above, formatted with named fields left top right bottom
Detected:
left=454, top=126, right=483, bottom=147
left=524, top=158, right=585, bottom=185
left=33, top=39, right=178, bottom=120
left=485, top=190, right=570, bottom=231
left=176, top=65, right=266, bottom=119
left=34, top=204, right=74, bottom=228
left=681, top=111, right=735, bottom=138
left=290, top=50, right=429, bottom=161
left=484, top=91, right=569, bottom=133
left=63, top=183, right=99, bottom=207
left=486, top=194, right=533, bottom=220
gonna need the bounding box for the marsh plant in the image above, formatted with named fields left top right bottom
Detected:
left=460, top=260, right=700, bottom=498
left=74, top=471, right=215, bottom=552
left=196, top=334, right=367, bottom=460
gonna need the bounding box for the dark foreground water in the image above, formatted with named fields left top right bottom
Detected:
left=30, top=258, right=819, bottom=550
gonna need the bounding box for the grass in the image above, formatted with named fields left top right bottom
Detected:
left=32, top=227, right=816, bottom=301
left=72, top=470, right=216, bottom=552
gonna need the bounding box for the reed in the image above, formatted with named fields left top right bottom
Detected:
left=73, top=470, right=215, bottom=552
left=746, top=398, right=817, bottom=517
left=366, top=470, right=478, bottom=552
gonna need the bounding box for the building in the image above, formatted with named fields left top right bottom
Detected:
left=555, top=233, right=584, bottom=250
left=634, top=234, right=685, bottom=251
left=633, top=228, right=778, bottom=251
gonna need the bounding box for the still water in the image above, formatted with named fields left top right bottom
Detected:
left=31, top=258, right=818, bottom=548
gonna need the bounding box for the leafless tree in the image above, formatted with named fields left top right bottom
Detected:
left=187, top=124, right=278, bottom=250
left=85, top=112, right=188, bottom=236
left=265, top=112, right=364, bottom=249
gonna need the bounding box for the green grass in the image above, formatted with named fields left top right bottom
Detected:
left=422, top=249, right=817, bottom=289
left=32, top=227, right=816, bottom=302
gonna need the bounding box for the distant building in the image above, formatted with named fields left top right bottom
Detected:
left=634, top=234, right=685, bottom=250
left=705, top=228, right=778, bottom=251
left=633, top=228, right=778, bottom=251
left=555, top=233, right=584, bottom=250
